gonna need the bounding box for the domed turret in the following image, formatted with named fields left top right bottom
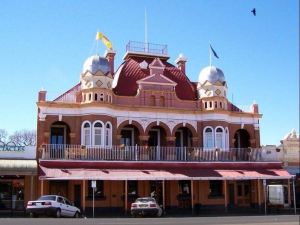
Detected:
left=82, top=55, right=110, bottom=75
left=198, top=66, right=225, bottom=85
left=197, top=65, right=228, bottom=111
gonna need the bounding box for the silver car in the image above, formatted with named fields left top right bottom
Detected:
left=131, top=197, right=163, bottom=217
left=26, top=195, right=81, bottom=218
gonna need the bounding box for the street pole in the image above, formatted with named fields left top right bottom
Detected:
left=93, top=187, right=95, bottom=218
left=293, top=177, right=297, bottom=215
left=263, top=179, right=267, bottom=215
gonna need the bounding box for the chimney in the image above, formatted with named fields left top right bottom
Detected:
left=251, top=102, right=259, bottom=113
left=38, top=89, right=47, bottom=102
left=105, top=49, right=116, bottom=74
left=175, top=53, right=187, bottom=74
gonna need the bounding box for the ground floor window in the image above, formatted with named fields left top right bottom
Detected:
left=87, top=180, right=104, bottom=199
left=0, top=177, right=24, bottom=211
left=209, top=180, right=223, bottom=198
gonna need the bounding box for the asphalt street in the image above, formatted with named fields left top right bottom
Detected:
left=0, top=215, right=298, bottom=225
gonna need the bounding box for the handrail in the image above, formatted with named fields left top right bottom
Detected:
left=40, top=144, right=268, bottom=162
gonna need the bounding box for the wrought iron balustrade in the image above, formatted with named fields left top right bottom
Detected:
left=39, top=144, right=269, bottom=162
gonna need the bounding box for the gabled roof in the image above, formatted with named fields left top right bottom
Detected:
left=113, top=57, right=197, bottom=100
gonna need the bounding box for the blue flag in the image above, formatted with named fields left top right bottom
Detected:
left=210, top=44, right=219, bottom=59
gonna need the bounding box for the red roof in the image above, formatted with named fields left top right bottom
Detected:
left=113, top=57, right=197, bottom=100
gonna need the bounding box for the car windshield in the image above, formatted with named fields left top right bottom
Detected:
left=135, top=198, right=155, bottom=203
left=38, top=196, right=56, bottom=201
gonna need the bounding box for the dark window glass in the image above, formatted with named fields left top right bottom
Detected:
left=209, top=181, right=223, bottom=197
left=128, top=181, right=138, bottom=195
left=88, top=180, right=104, bottom=198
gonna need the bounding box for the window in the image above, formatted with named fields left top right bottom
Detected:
left=95, top=93, right=98, bottom=101
left=82, top=122, right=91, bottom=146
left=100, top=93, right=104, bottom=102
left=204, top=102, right=207, bottom=109
left=209, top=181, right=223, bottom=197
left=93, top=122, right=103, bottom=146
left=150, top=95, right=156, bottom=106
left=209, top=101, right=212, bottom=108
left=220, top=102, right=223, bottom=108
left=214, top=101, right=218, bottom=108
left=89, top=94, right=91, bottom=101
left=105, top=123, right=112, bottom=146
left=215, top=127, right=224, bottom=149
left=87, top=180, right=104, bottom=198
left=179, top=181, right=191, bottom=195
left=203, top=127, right=214, bottom=150
left=128, top=181, right=138, bottom=195
left=225, top=127, right=229, bottom=150
left=159, top=96, right=165, bottom=107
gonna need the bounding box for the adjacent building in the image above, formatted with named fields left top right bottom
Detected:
left=36, top=40, right=293, bottom=215
left=0, top=144, right=37, bottom=216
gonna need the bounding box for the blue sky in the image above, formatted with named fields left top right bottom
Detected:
left=0, top=0, right=298, bottom=145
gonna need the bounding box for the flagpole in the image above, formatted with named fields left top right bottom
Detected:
left=96, top=30, right=99, bottom=55
left=145, top=8, right=148, bottom=52
left=209, top=43, right=212, bottom=68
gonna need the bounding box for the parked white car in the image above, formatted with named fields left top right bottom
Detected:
left=131, top=197, right=163, bottom=217
left=26, top=195, right=81, bottom=218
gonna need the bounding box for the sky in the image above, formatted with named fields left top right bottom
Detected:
left=0, top=0, right=298, bottom=145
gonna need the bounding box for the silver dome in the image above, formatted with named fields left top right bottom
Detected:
left=198, top=66, right=225, bottom=84
left=82, top=55, right=110, bottom=74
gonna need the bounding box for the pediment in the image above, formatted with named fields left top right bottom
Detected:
left=149, top=58, right=165, bottom=69
left=137, top=74, right=177, bottom=86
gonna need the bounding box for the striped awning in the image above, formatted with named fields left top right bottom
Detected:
left=0, top=159, right=37, bottom=175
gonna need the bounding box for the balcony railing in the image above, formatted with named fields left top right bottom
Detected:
left=39, top=144, right=269, bottom=162
left=126, top=41, right=168, bottom=56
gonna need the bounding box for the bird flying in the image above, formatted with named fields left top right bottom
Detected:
left=251, top=8, right=256, bottom=16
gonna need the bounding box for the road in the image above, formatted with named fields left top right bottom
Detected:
left=0, top=215, right=298, bottom=225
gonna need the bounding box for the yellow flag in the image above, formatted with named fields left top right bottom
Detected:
left=102, top=35, right=113, bottom=50
left=96, top=32, right=103, bottom=40
left=95, top=32, right=112, bottom=50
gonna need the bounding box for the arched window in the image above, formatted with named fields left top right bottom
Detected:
left=82, top=121, right=91, bottom=146
left=159, top=96, right=165, bottom=107
left=225, top=127, right=229, bottom=150
left=105, top=122, right=112, bottom=146
left=95, top=93, right=98, bottom=101
left=215, top=127, right=225, bottom=149
left=203, top=127, right=214, bottom=150
left=93, top=121, right=104, bottom=146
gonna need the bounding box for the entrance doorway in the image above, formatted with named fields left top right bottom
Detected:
left=150, top=181, right=163, bottom=205
left=74, top=184, right=81, bottom=209
left=228, top=183, right=235, bottom=208
left=236, top=181, right=251, bottom=206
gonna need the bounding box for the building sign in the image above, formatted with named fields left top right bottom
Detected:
left=0, top=144, right=36, bottom=159
left=0, top=144, right=25, bottom=151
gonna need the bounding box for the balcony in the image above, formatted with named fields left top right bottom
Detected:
left=39, top=144, right=270, bottom=162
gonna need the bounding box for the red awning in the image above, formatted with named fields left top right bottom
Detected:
left=39, top=166, right=292, bottom=180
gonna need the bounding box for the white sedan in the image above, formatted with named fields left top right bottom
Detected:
left=131, top=197, right=163, bottom=217
left=26, top=195, right=81, bottom=218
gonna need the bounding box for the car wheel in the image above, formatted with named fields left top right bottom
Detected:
left=74, top=211, right=80, bottom=218
left=29, top=212, right=37, bottom=218
left=157, top=210, right=162, bottom=217
left=55, top=209, right=61, bottom=218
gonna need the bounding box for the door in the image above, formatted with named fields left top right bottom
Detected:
left=57, top=196, right=68, bottom=217
left=228, top=183, right=235, bottom=208
left=148, top=129, right=160, bottom=160
left=150, top=181, right=163, bottom=206
left=50, top=127, right=65, bottom=145
left=74, top=185, right=81, bottom=210
left=236, top=181, right=251, bottom=206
